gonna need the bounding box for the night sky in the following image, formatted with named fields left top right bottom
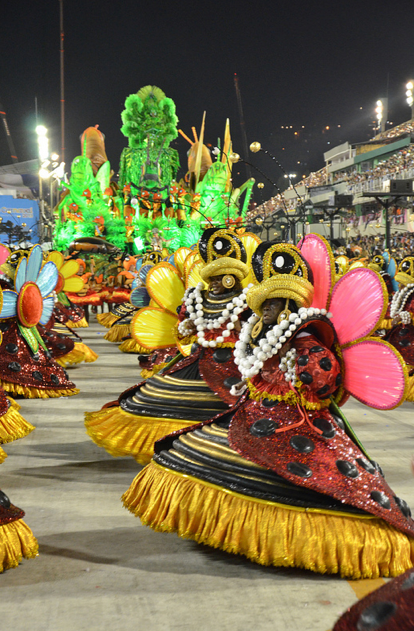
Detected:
left=1, top=0, right=414, bottom=198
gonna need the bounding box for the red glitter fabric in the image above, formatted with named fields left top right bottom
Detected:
left=138, top=347, right=177, bottom=371
left=250, top=334, right=340, bottom=406
left=334, top=566, right=414, bottom=630
left=199, top=344, right=241, bottom=406
left=228, top=399, right=414, bottom=537
left=0, top=499, right=24, bottom=526
left=0, top=321, right=77, bottom=391
left=37, top=324, right=75, bottom=359
left=53, top=302, right=85, bottom=324
left=0, top=389, right=11, bottom=417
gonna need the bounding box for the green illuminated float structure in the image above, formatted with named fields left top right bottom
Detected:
left=53, top=86, right=255, bottom=253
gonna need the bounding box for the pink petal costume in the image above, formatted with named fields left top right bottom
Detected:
left=123, top=236, right=413, bottom=579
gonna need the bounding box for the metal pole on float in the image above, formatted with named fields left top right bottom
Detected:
left=59, top=0, right=65, bottom=164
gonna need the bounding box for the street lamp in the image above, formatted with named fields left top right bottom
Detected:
left=406, top=81, right=414, bottom=119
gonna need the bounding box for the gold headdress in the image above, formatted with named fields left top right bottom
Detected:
left=395, top=256, right=414, bottom=286
left=198, top=228, right=249, bottom=283
left=246, top=242, right=314, bottom=315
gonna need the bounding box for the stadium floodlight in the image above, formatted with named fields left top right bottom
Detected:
left=406, top=82, right=414, bottom=117
left=375, top=100, right=383, bottom=129
left=36, top=125, right=49, bottom=162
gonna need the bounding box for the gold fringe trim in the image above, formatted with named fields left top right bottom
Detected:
left=66, top=317, right=89, bottom=328
left=96, top=313, right=118, bottom=328
left=247, top=379, right=330, bottom=411
left=405, top=371, right=414, bottom=402
left=56, top=343, right=98, bottom=367
left=104, top=324, right=131, bottom=343
left=0, top=380, right=79, bottom=399
left=0, top=406, right=35, bottom=444
left=123, top=461, right=414, bottom=579
left=0, top=446, right=7, bottom=463
left=140, top=362, right=167, bottom=380
left=7, top=397, right=20, bottom=411
left=85, top=406, right=196, bottom=465
left=118, top=338, right=147, bottom=354
left=0, top=519, right=39, bottom=572
left=74, top=342, right=98, bottom=363
left=56, top=348, right=85, bottom=367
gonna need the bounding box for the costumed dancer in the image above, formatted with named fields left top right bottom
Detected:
left=385, top=256, right=414, bottom=401
left=0, top=488, right=38, bottom=572
left=85, top=228, right=257, bottom=464
left=0, top=246, right=79, bottom=398
left=369, top=252, right=398, bottom=331
left=123, top=236, right=414, bottom=579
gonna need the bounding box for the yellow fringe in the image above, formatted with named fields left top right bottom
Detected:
left=0, top=380, right=79, bottom=399
left=75, top=342, right=98, bottom=363
left=118, top=338, right=148, bottom=354
left=96, top=313, right=118, bottom=328
left=7, top=397, right=20, bottom=411
left=405, top=371, right=414, bottom=402
left=0, top=446, right=7, bottom=464
left=247, top=379, right=330, bottom=411
left=123, top=461, right=414, bottom=579
left=0, top=405, right=35, bottom=444
left=140, top=362, right=167, bottom=380
left=104, top=324, right=131, bottom=343
left=0, top=519, right=39, bottom=572
left=85, top=406, right=196, bottom=465
left=66, top=317, right=89, bottom=328
left=56, top=343, right=99, bottom=367
left=56, top=347, right=85, bottom=367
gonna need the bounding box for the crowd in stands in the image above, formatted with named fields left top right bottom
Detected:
left=250, top=125, right=414, bottom=224
left=340, top=231, right=414, bottom=260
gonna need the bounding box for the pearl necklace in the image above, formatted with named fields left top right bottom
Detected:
left=234, top=307, right=332, bottom=380
left=390, top=283, right=414, bottom=325
left=178, top=282, right=252, bottom=348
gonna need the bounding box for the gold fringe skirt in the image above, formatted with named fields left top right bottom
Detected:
left=118, top=338, right=148, bottom=354
left=0, top=519, right=39, bottom=572
left=97, top=313, right=119, bottom=328
left=85, top=406, right=196, bottom=465
left=0, top=446, right=7, bottom=463
left=0, top=380, right=79, bottom=399
left=123, top=461, right=414, bottom=580
left=104, top=324, right=131, bottom=343
left=66, top=317, right=89, bottom=328
left=0, top=405, right=35, bottom=444
left=56, top=343, right=98, bottom=367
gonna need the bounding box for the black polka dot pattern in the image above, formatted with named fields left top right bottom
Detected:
left=287, top=462, right=312, bottom=478
left=336, top=460, right=359, bottom=478
left=370, top=490, right=391, bottom=509
left=250, top=419, right=279, bottom=437
left=290, top=435, right=315, bottom=454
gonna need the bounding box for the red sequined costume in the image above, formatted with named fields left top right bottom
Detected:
left=123, top=238, right=413, bottom=579
left=85, top=228, right=253, bottom=464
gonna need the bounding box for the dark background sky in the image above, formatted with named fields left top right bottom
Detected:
left=1, top=0, right=414, bottom=198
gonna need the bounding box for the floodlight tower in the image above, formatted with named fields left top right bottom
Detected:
left=375, top=98, right=388, bottom=133
left=406, top=81, right=414, bottom=120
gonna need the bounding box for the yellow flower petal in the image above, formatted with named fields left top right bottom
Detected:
left=47, top=251, right=64, bottom=270
left=63, top=276, right=85, bottom=292
left=60, top=260, right=80, bottom=279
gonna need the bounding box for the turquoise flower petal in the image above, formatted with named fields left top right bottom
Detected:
left=0, top=290, right=18, bottom=318
left=26, top=245, right=43, bottom=282
left=15, top=258, right=27, bottom=292
left=39, top=295, right=55, bottom=325
left=37, top=262, right=58, bottom=298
